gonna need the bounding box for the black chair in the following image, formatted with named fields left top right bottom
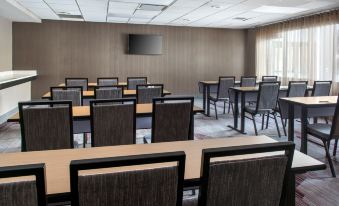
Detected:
left=240, top=76, right=257, bottom=87
left=94, top=85, right=123, bottom=100
left=97, top=77, right=119, bottom=86
left=277, top=81, right=308, bottom=136
left=136, top=84, right=163, bottom=104
left=208, top=76, right=235, bottom=119
left=65, top=78, right=88, bottom=91
left=90, top=98, right=136, bottom=147
left=51, top=86, right=83, bottom=106
left=307, top=94, right=339, bottom=177
left=262, top=76, right=278, bottom=82
left=19, top=100, right=74, bottom=151
left=145, top=96, right=194, bottom=143
left=70, top=152, right=185, bottom=206
left=244, top=82, right=281, bottom=137
left=0, top=163, right=47, bottom=206
left=312, top=81, right=332, bottom=96
left=183, top=142, right=294, bottom=206
left=127, top=77, right=147, bottom=90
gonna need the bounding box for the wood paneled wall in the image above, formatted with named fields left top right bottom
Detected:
left=13, top=20, right=247, bottom=98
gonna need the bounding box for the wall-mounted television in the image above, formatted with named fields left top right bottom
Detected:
left=128, top=34, right=162, bottom=55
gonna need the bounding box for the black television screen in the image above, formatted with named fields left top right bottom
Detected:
left=128, top=34, right=162, bottom=55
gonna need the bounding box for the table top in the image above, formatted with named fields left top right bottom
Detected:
left=230, top=85, right=313, bottom=92
left=280, top=96, right=338, bottom=106
left=7, top=104, right=204, bottom=122
left=0, top=136, right=325, bottom=195
left=59, top=82, right=128, bottom=87
left=42, top=89, right=172, bottom=98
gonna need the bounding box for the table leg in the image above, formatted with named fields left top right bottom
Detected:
left=281, top=173, right=296, bottom=206
left=227, top=90, right=245, bottom=134
left=240, top=92, right=246, bottom=133
left=288, top=104, right=295, bottom=142
left=202, top=83, right=206, bottom=114
left=207, top=85, right=211, bottom=116
left=300, top=107, right=308, bottom=154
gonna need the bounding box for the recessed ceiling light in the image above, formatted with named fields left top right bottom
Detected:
left=253, top=6, right=308, bottom=14
left=233, top=17, right=249, bottom=21
left=211, top=5, right=221, bottom=9
left=138, top=4, right=167, bottom=11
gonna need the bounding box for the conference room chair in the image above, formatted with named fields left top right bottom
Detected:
left=277, top=81, right=308, bottom=136
left=18, top=100, right=74, bottom=151
left=65, top=78, right=88, bottom=91
left=240, top=76, right=257, bottom=87
left=311, top=80, right=332, bottom=96
left=0, top=163, right=47, bottom=206
left=70, top=151, right=185, bottom=206
left=97, top=77, right=119, bottom=86
left=262, top=75, right=278, bottom=82
left=208, top=76, right=235, bottom=119
left=145, top=96, right=194, bottom=143
left=90, top=98, right=136, bottom=147
left=127, top=77, right=147, bottom=90
left=183, top=142, right=294, bottom=206
left=306, top=94, right=339, bottom=177
left=94, top=85, right=123, bottom=100
left=136, top=84, right=163, bottom=104
left=50, top=86, right=83, bottom=106
left=244, top=82, right=281, bottom=137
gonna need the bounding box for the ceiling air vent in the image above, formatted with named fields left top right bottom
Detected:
left=58, top=13, right=84, bottom=21
left=233, top=17, right=249, bottom=21
left=138, top=4, right=167, bottom=11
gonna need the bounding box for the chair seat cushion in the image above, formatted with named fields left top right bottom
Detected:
left=208, top=94, right=228, bottom=102
left=183, top=196, right=198, bottom=206
left=307, top=123, right=331, bottom=140
left=244, top=105, right=270, bottom=114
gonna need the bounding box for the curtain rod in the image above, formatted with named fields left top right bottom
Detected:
left=254, top=7, right=339, bottom=28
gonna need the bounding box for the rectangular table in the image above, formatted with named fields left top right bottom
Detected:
left=59, top=82, right=128, bottom=88
left=280, top=96, right=337, bottom=154
left=0, top=136, right=326, bottom=205
left=42, top=89, right=172, bottom=99
left=7, top=104, right=204, bottom=122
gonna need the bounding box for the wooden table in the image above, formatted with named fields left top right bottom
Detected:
left=0, top=136, right=326, bottom=205
left=42, top=89, right=172, bottom=99
left=227, top=86, right=314, bottom=134
left=7, top=104, right=204, bottom=122
left=280, top=96, right=337, bottom=154
left=59, top=82, right=128, bottom=88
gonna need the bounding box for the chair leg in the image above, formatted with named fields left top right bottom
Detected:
left=266, top=112, right=269, bottom=129
left=273, top=113, right=281, bottom=138
left=252, top=114, right=258, bottom=136
left=83, top=133, right=86, bottom=148
left=223, top=101, right=226, bottom=114
left=261, top=114, right=265, bottom=130
left=323, top=140, right=336, bottom=177
left=334, top=138, right=338, bottom=156
left=228, top=102, right=231, bottom=113
left=280, top=116, right=287, bottom=136
left=214, top=102, right=218, bottom=119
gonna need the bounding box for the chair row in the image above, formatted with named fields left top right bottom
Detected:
left=50, top=84, right=165, bottom=106
left=65, top=77, right=148, bottom=90
left=0, top=141, right=295, bottom=206
left=18, top=97, right=194, bottom=152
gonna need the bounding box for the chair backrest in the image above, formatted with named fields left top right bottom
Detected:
left=70, top=152, right=185, bottom=206
left=312, top=81, right=332, bottom=96
left=0, top=163, right=47, bottom=206
left=152, top=97, right=194, bottom=143
left=19, top=101, right=74, bottom=151
left=256, top=82, right=281, bottom=111
left=217, top=76, right=235, bottom=99
left=65, top=78, right=88, bottom=91
left=97, top=77, right=119, bottom=86
left=94, top=86, right=123, bottom=100
left=330, top=95, right=339, bottom=138
left=127, top=77, right=147, bottom=90
left=199, top=142, right=295, bottom=206
left=90, top=98, right=136, bottom=147
left=287, top=81, right=308, bottom=97
left=136, top=84, right=163, bottom=104
left=262, top=76, right=278, bottom=82
left=51, top=86, right=83, bottom=106
left=240, top=76, right=257, bottom=87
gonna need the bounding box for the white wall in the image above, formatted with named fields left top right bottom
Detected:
left=0, top=16, right=12, bottom=71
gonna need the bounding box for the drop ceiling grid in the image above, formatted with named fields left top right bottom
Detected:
left=13, top=0, right=339, bottom=28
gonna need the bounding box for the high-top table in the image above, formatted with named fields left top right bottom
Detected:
left=280, top=96, right=337, bottom=154
left=42, top=89, right=172, bottom=99
left=0, top=136, right=326, bottom=205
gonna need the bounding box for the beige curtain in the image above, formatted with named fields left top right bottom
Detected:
left=256, top=10, right=339, bottom=94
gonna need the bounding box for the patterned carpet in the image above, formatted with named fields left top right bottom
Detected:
left=0, top=98, right=338, bottom=205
